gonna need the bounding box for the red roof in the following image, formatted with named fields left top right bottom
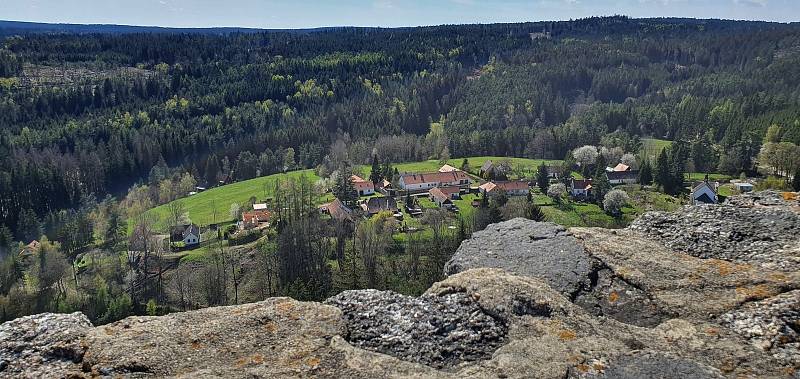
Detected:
left=400, top=171, right=469, bottom=186
left=481, top=181, right=528, bottom=193
left=242, top=210, right=271, bottom=225
left=352, top=175, right=375, bottom=192
left=429, top=188, right=452, bottom=203
left=572, top=179, right=593, bottom=190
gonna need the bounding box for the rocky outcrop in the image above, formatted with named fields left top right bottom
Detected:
left=1, top=192, right=799, bottom=378
left=325, top=289, right=507, bottom=368
left=629, top=191, right=800, bottom=271
left=0, top=312, right=92, bottom=378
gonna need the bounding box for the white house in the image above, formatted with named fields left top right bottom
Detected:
left=479, top=181, right=530, bottom=196
left=691, top=181, right=718, bottom=205
left=398, top=171, right=470, bottom=192
left=170, top=224, right=201, bottom=247
left=734, top=182, right=754, bottom=193
left=569, top=179, right=593, bottom=198
left=351, top=175, right=375, bottom=196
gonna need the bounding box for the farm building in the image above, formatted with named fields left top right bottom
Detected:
left=398, top=171, right=470, bottom=192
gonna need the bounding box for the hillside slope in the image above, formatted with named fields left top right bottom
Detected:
left=2, top=192, right=798, bottom=378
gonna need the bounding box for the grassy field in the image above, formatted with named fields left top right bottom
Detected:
left=641, top=138, right=672, bottom=159
left=145, top=169, right=319, bottom=231
left=144, top=156, right=561, bottom=231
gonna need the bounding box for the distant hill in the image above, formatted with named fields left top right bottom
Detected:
left=0, top=20, right=336, bottom=36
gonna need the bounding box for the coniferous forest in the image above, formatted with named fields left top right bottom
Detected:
left=1, top=16, right=800, bottom=322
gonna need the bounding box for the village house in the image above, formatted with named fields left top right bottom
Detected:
left=607, top=170, right=639, bottom=185
left=570, top=179, right=593, bottom=198
left=479, top=160, right=508, bottom=179
left=320, top=198, right=354, bottom=221
left=429, top=188, right=456, bottom=209
left=545, top=164, right=562, bottom=179
left=692, top=180, right=719, bottom=205
left=734, top=182, right=754, bottom=193
left=398, top=171, right=470, bottom=192
left=479, top=181, right=530, bottom=196
left=170, top=224, right=201, bottom=247
left=239, top=210, right=271, bottom=230
left=351, top=175, right=375, bottom=196
left=361, top=197, right=399, bottom=216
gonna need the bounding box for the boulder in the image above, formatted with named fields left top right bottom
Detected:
left=0, top=312, right=91, bottom=378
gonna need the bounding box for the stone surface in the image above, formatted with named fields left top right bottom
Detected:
left=445, top=219, right=592, bottom=296
left=325, top=289, right=507, bottom=368
left=2, top=192, right=799, bottom=378
left=0, top=312, right=91, bottom=378
left=629, top=191, right=800, bottom=271
left=720, top=289, right=800, bottom=367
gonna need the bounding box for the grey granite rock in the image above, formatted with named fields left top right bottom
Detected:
left=325, top=289, right=507, bottom=369
left=0, top=312, right=91, bottom=378
left=445, top=219, right=593, bottom=296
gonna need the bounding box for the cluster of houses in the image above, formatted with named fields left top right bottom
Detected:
left=566, top=162, right=639, bottom=198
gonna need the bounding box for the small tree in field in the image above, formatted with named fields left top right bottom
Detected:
left=547, top=183, right=566, bottom=204
left=603, top=189, right=629, bottom=217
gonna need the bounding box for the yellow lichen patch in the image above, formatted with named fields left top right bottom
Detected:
left=558, top=329, right=577, bottom=341
left=608, top=291, right=619, bottom=303
left=276, top=300, right=295, bottom=314
left=769, top=273, right=789, bottom=282
left=263, top=321, right=278, bottom=333
left=576, top=363, right=591, bottom=373
left=704, top=327, right=719, bottom=336
left=305, top=356, right=321, bottom=368
left=191, top=341, right=203, bottom=350
left=235, top=354, right=266, bottom=368
left=735, top=284, right=773, bottom=301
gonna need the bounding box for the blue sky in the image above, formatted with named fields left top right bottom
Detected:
left=1, top=0, right=797, bottom=28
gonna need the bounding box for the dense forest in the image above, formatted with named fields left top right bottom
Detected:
left=1, top=16, right=800, bottom=322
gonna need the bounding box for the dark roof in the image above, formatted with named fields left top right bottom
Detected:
left=607, top=170, right=639, bottom=181
left=480, top=160, right=494, bottom=171
left=324, top=198, right=354, bottom=221
left=694, top=193, right=715, bottom=204
left=571, top=179, right=593, bottom=190
left=364, top=197, right=398, bottom=214
left=170, top=224, right=199, bottom=241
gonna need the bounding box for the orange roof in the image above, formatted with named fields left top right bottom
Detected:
left=613, top=163, right=630, bottom=172
left=242, top=210, right=271, bottom=225
left=481, top=181, right=529, bottom=193
left=351, top=175, right=374, bottom=191
left=429, top=188, right=452, bottom=203
left=400, top=171, right=469, bottom=186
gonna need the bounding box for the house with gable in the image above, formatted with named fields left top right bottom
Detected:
left=351, top=175, right=375, bottom=196
left=398, top=171, right=470, bottom=193
left=691, top=179, right=718, bottom=205
left=569, top=179, right=593, bottom=198
left=479, top=181, right=530, bottom=196
left=170, top=224, right=201, bottom=248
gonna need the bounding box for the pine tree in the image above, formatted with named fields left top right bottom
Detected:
left=333, top=167, right=358, bottom=208
left=639, top=159, right=653, bottom=185
left=525, top=203, right=545, bottom=222
left=536, top=163, right=550, bottom=193
left=654, top=149, right=671, bottom=192
left=369, top=154, right=382, bottom=184
left=792, top=166, right=800, bottom=191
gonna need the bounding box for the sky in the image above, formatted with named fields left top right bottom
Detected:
left=1, top=0, right=797, bottom=29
